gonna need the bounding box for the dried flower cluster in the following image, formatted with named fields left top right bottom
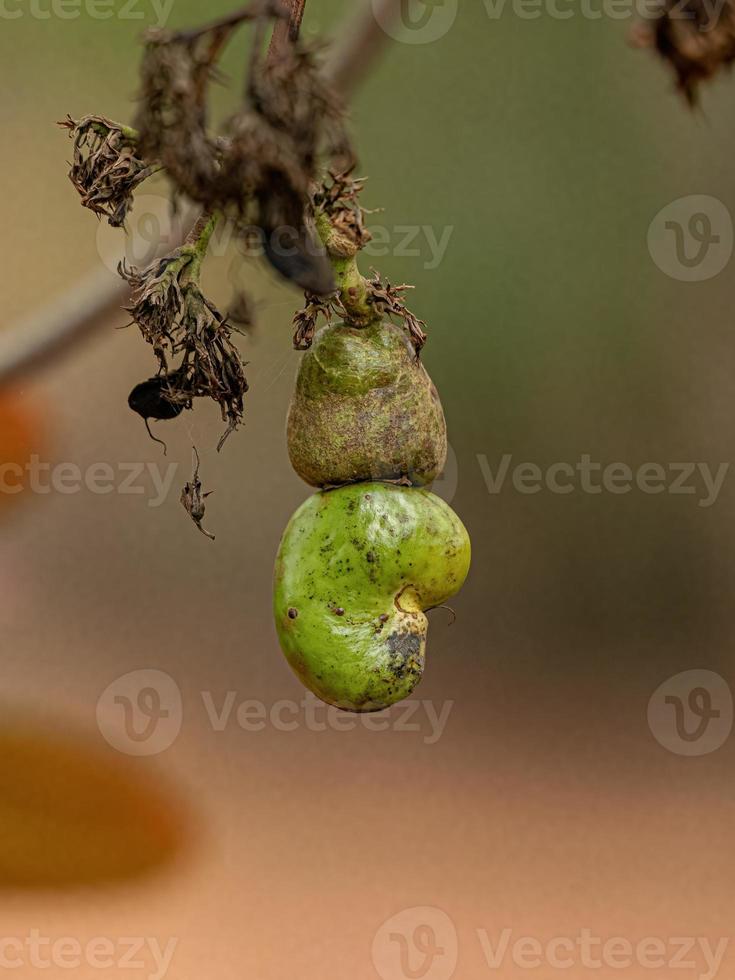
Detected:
left=312, top=170, right=373, bottom=256
left=133, top=5, right=351, bottom=292
left=292, top=173, right=427, bottom=355
left=120, top=231, right=248, bottom=451
left=631, top=0, right=735, bottom=102
left=60, top=115, right=157, bottom=227
left=60, top=3, right=440, bottom=539
left=60, top=2, right=358, bottom=537
left=365, top=273, right=428, bottom=352
left=292, top=292, right=334, bottom=350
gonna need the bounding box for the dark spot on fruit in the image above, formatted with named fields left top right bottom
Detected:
left=334, top=607, right=345, bottom=616
left=287, top=607, right=299, bottom=620
left=366, top=551, right=376, bottom=563
left=386, top=631, right=423, bottom=682
left=379, top=614, right=389, bottom=623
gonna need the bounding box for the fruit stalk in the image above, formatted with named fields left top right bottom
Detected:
left=313, top=207, right=377, bottom=327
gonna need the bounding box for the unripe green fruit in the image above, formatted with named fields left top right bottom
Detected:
left=287, top=320, right=447, bottom=488
left=273, top=483, right=471, bottom=712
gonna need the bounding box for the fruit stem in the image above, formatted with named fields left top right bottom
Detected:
left=183, top=211, right=220, bottom=279
left=314, top=208, right=379, bottom=328
left=87, top=118, right=139, bottom=142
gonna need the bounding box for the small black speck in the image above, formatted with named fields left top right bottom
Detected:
left=287, top=607, right=299, bottom=620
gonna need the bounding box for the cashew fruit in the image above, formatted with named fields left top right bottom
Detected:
left=287, top=320, right=447, bottom=488
left=273, top=482, right=471, bottom=712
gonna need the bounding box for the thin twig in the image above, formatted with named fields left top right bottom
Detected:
left=176, top=0, right=288, bottom=43
left=0, top=271, right=130, bottom=384
left=0, top=0, right=404, bottom=386
left=267, top=0, right=307, bottom=59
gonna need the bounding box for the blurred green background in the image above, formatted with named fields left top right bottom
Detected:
left=1, top=1, right=734, bottom=977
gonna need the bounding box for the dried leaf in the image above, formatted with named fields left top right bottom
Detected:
left=366, top=272, right=428, bottom=353
left=60, top=115, right=155, bottom=227
left=120, top=251, right=249, bottom=445
left=180, top=447, right=215, bottom=540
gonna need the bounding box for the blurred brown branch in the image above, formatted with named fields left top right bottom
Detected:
left=0, top=0, right=403, bottom=386
left=268, top=0, right=307, bottom=57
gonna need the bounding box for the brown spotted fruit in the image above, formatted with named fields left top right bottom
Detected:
left=287, top=320, right=447, bottom=488
left=274, top=482, right=471, bottom=712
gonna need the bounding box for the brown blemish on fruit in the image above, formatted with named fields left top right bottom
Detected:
left=386, top=630, right=423, bottom=683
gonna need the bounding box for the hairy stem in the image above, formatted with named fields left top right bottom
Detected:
left=183, top=211, right=220, bottom=279
left=86, top=119, right=139, bottom=142
left=314, top=209, right=378, bottom=327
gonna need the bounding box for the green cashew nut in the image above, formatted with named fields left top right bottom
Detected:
left=287, top=320, right=447, bottom=487
left=273, top=482, right=471, bottom=712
